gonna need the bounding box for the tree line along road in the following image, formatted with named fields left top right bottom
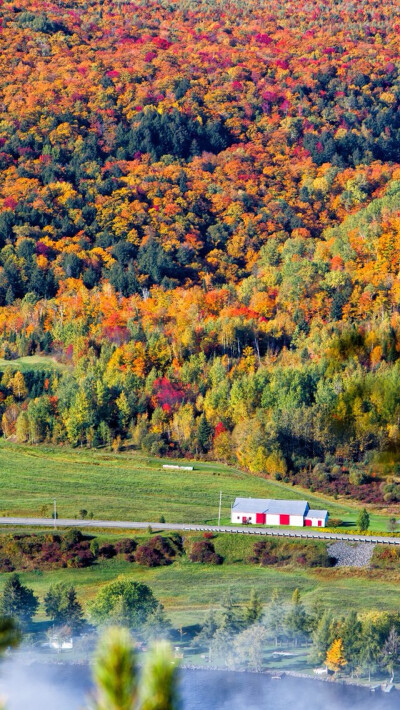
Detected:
left=0, top=517, right=398, bottom=545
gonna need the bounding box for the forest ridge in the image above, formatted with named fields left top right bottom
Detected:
left=0, top=0, right=400, bottom=503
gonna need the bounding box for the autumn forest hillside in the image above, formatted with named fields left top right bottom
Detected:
left=1, top=0, right=400, bottom=504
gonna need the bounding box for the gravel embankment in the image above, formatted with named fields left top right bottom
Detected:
left=327, top=541, right=375, bottom=567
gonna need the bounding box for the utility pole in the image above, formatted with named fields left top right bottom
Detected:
left=218, top=490, right=222, bottom=526
left=53, top=499, right=57, bottom=529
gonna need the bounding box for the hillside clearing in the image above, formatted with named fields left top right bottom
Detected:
left=0, top=442, right=391, bottom=531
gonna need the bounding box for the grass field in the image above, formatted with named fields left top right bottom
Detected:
left=0, top=440, right=398, bottom=632
left=0, top=355, right=67, bottom=373
left=1, top=528, right=399, bottom=629
left=0, top=441, right=392, bottom=530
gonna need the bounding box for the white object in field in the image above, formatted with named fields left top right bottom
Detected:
left=162, top=465, right=194, bottom=471
left=49, top=637, right=73, bottom=650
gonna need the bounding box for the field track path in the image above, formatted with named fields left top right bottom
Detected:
left=0, top=517, right=398, bottom=545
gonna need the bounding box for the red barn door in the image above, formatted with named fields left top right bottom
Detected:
left=304, top=519, right=312, bottom=527
left=279, top=514, right=290, bottom=525
left=256, top=513, right=266, bottom=524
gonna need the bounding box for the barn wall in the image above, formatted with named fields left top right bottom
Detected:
left=266, top=513, right=280, bottom=526
left=231, top=512, right=257, bottom=523
left=289, top=515, right=305, bottom=527
left=305, top=517, right=327, bottom=527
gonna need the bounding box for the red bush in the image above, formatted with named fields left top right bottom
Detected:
left=134, top=535, right=177, bottom=567
left=115, top=538, right=137, bottom=554
left=189, top=540, right=223, bottom=565
left=98, top=543, right=117, bottom=559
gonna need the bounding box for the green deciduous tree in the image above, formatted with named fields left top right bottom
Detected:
left=142, top=604, right=171, bottom=642
left=235, top=624, right=268, bottom=671
left=89, top=578, right=158, bottom=629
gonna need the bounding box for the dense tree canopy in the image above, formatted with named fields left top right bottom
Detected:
left=1, top=0, right=400, bottom=502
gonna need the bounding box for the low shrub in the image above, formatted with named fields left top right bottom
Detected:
left=98, top=543, right=117, bottom=559
left=381, top=482, right=400, bottom=503
left=371, top=545, right=400, bottom=569
left=189, top=540, right=223, bottom=565
left=115, top=538, right=137, bottom=555
left=0, top=557, right=15, bottom=572
left=134, top=535, right=178, bottom=567
left=249, top=539, right=334, bottom=568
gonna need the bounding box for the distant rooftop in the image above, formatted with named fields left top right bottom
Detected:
left=306, top=509, right=328, bottom=518
left=232, top=497, right=309, bottom=516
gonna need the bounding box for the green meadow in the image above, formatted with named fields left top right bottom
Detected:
left=0, top=441, right=397, bottom=630
left=0, top=529, right=398, bottom=629
left=0, top=355, right=67, bottom=373
left=0, top=441, right=391, bottom=530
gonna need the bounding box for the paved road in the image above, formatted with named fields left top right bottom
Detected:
left=0, top=517, right=398, bottom=544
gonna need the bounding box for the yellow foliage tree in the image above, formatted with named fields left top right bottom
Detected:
left=326, top=638, right=347, bottom=673
left=11, top=371, right=28, bottom=399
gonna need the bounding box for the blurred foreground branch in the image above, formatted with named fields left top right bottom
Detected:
left=92, top=627, right=180, bottom=710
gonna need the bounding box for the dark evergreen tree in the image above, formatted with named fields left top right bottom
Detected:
left=197, top=414, right=213, bottom=453
left=1, top=574, right=39, bottom=625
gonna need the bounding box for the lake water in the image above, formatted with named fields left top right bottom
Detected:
left=1, top=661, right=399, bottom=710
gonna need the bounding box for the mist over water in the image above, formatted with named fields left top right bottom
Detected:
left=0, top=659, right=90, bottom=710
left=0, top=657, right=399, bottom=710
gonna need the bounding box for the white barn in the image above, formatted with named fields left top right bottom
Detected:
left=231, top=498, right=328, bottom=528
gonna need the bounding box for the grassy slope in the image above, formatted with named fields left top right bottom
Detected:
left=0, top=355, right=67, bottom=372
left=0, top=441, right=391, bottom=530
left=0, top=530, right=399, bottom=628
left=0, top=442, right=397, bottom=629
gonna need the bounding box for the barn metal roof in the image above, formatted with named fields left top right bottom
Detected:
left=306, top=509, right=328, bottom=519
left=232, top=497, right=309, bottom=516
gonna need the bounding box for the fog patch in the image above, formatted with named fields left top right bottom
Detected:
left=0, top=655, right=91, bottom=710
left=0, top=651, right=398, bottom=710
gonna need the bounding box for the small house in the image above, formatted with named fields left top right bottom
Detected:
left=304, top=509, right=329, bottom=528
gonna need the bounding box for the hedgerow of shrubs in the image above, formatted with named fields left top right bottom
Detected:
left=249, top=539, right=334, bottom=568
left=292, top=465, right=383, bottom=504
left=0, top=530, right=96, bottom=571
left=0, top=531, right=140, bottom=571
